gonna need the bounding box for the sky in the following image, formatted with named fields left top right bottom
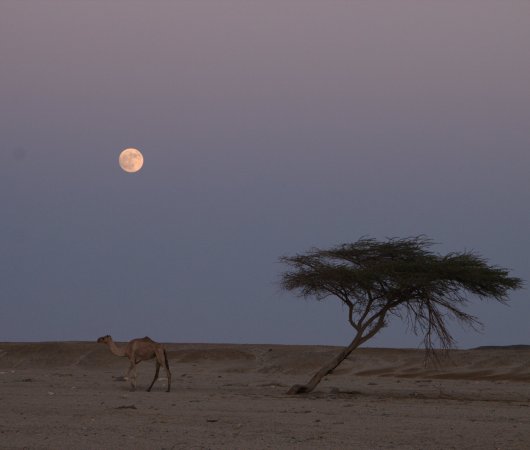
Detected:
left=1, top=0, right=529, bottom=348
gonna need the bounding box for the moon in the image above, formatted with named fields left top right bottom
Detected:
left=119, top=148, right=144, bottom=173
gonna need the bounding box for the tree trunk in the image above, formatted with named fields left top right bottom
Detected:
left=287, top=334, right=362, bottom=394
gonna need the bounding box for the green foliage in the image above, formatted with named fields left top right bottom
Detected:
left=280, top=237, right=523, bottom=351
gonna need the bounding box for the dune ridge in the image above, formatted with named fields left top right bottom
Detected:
left=1, top=341, right=529, bottom=382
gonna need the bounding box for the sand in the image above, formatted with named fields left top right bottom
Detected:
left=1, top=342, right=529, bottom=449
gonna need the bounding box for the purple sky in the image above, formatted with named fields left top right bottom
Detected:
left=1, top=1, right=529, bottom=348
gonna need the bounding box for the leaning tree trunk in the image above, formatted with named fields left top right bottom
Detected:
left=287, top=334, right=363, bottom=395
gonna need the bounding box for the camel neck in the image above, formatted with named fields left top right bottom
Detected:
left=107, top=340, right=127, bottom=357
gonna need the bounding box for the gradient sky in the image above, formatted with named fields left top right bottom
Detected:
left=1, top=1, right=529, bottom=348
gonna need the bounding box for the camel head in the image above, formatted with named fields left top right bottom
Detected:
left=97, top=335, right=112, bottom=344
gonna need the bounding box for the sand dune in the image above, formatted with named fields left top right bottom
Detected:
left=2, top=342, right=529, bottom=382
left=1, top=342, right=529, bottom=449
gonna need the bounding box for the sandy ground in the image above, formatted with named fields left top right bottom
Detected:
left=1, top=342, right=529, bottom=449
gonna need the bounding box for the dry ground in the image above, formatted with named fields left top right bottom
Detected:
left=1, top=342, right=529, bottom=449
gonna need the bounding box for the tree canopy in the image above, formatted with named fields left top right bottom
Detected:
left=280, top=236, right=523, bottom=394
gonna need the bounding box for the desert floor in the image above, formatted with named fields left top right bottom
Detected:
left=1, top=342, right=529, bottom=449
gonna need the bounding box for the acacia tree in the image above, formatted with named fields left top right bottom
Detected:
left=280, top=236, right=523, bottom=394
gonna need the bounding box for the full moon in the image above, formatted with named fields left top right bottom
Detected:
left=119, top=148, right=144, bottom=173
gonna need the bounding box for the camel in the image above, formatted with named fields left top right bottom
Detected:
left=97, top=335, right=171, bottom=392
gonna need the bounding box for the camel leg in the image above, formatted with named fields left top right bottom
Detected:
left=127, top=361, right=137, bottom=391
left=162, top=349, right=171, bottom=392
left=164, top=362, right=171, bottom=393
left=147, top=361, right=160, bottom=392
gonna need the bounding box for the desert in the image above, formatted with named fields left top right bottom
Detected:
left=1, top=342, right=529, bottom=449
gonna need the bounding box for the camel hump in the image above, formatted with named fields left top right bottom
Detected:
left=141, top=336, right=154, bottom=342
